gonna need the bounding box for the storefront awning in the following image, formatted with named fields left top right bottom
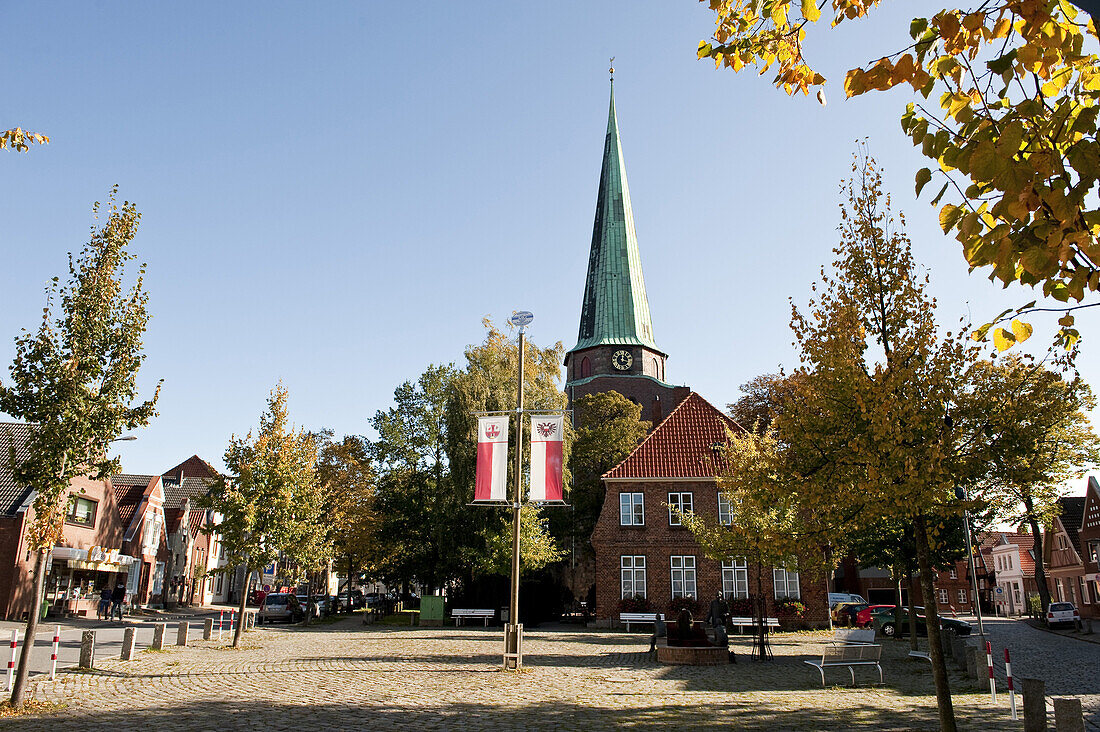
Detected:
left=51, top=545, right=138, bottom=567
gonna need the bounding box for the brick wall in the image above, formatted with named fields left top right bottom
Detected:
left=592, top=478, right=828, bottom=626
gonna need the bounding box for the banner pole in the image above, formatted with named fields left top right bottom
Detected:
left=505, top=327, right=525, bottom=670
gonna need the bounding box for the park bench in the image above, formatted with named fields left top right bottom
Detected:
left=834, top=628, right=876, bottom=645
left=619, top=612, right=658, bottom=632
left=804, top=642, right=884, bottom=687
left=908, top=650, right=932, bottom=665
left=450, top=608, right=494, bottom=626
left=728, top=616, right=780, bottom=634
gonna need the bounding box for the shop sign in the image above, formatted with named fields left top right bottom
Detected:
left=70, top=559, right=123, bottom=572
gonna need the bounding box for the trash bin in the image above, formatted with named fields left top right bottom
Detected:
left=501, top=607, right=509, bottom=624
left=40, top=599, right=49, bottom=620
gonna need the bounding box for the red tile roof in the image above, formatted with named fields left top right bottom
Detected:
left=997, top=532, right=1039, bottom=574
left=111, top=474, right=155, bottom=529
left=162, top=455, right=219, bottom=481
left=603, top=392, right=744, bottom=480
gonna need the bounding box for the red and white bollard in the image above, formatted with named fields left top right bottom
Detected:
left=1005, top=647, right=1017, bottom=720
left=985, top=640, right=997, bottom=702
left=50, top=626, right=60, bottom=680
left=230, top=609, right=236, bottom=634
left=218, top=611, right=224, bottom=641
left=6, top=630, right=17, bottom=692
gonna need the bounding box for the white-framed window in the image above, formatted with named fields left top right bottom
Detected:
left=621, top=556, right=646, bottom=598
left=949, top=568, right=957, bottom=579
left=141, top=513, right=163, bottom=553
left=773, top=567, right=800, bottom=599
left=668, top=492, right=693, bottom=525
left=1080, top=577, right=1091, bottom=605
left=619, top=493, right=644, bottom=526
left=721, top=559, right=748, bottom=599
left=939, top=589, right=949, bottom=605
left=1056, top=578, right=1065, bottom=602
left=957, top=588, right=967, bottom=604
left=671, top=556, right=697, bottom=598
left=717, top=493, right=733, bottom=526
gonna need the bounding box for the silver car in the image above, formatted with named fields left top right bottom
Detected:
left=258, top=593, right=304, bottom=624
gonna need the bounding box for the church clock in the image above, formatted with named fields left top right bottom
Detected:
left=612, top=350, right=633, bottom=371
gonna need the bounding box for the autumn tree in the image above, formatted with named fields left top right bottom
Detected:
left=315, top=432, right=378, bottom=612
left=713, top=153, right=984, bottom=730
left=970, top=354, right=1100, bottom=609
left=0, top=190, right=160, bottom=707
left=561, top=391, right=649, bottom=559
left=1, top=127, right=48, bottom=152
left=698, top=0, right=1100, bottom=347
left=202, top=385, right=322, bottom=646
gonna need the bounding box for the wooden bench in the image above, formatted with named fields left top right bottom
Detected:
left=451, top=608, right=494, bottom=626
left=619, top=612, right=658, bottom=632
left=804, top=642, right=883, bottom=686
left=729, top=616, right=780, bottom=633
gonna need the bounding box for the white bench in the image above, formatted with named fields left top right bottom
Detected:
left=805, top=642, right=883, bottom=686
left=619, top=612, right=658, bottom=632
left=450, top=608, right=494, bottom=626
left=729, top=616, right=780, bottom=633
left=834, top=628, right=876, bottom=645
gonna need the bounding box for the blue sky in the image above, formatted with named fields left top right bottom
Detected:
left=3, top=2, right=1098, bottom=484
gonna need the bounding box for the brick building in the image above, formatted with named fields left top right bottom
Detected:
left=591, top=392, right=828, bottom=627
left=1080, top=477, right=1100, bottom=615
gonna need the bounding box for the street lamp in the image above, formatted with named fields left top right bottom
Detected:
left=954, top=485, right=986, bottom=636
left=111, top=435, right=137, bottom=442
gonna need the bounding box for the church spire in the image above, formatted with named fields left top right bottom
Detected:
left=570, top=77, right=660, bottom=355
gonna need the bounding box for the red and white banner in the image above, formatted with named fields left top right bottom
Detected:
left=529, top=415, right=564, bottom=502
left=474, top=416, right=509, bottom=501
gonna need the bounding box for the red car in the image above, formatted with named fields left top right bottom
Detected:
left=856, top=604, right=896, bottom=628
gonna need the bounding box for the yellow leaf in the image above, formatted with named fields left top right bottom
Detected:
left=801, top=0, right=821, bottom=23
left=1010, top=318, right=1033, bottom=343
left=993, top=327, right=1016, bottom=351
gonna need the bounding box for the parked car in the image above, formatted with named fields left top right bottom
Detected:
left=871, top=606, right=972, bottom=637
left=828, top=592, right=867, bottom=608
left=831, top=601, right=869, bottom=626
left=363, top=592, right=386, bottom=609
left=257, top=593, right=304, bottom=624
left=856, top=604, right=896, bottom=628
left=1045, top=602, right=1080, bottom=628
left=337, top=590, right=365, bottom=610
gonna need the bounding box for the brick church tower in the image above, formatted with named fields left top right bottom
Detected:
left=564, top=79, right=689, bottom=426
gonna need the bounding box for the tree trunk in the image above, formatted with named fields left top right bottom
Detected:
left=347, top=554, right=354, bottom=613
left=914, top=513, right=956, bottom=732
left=233, top=566, right=249, bottom=647
left=1024, top=497, right=1052, bottom=613
left=9, top=548, right=47, bottom=707
left=754, top=564, right=767, bottom=660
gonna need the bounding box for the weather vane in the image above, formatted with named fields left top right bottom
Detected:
left=609, top=57, right=615, bottom=81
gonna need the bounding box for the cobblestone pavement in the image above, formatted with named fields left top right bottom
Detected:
left=8, top=618, right=1030, bottom=731
left=977, top=617, right=1100, bottom=729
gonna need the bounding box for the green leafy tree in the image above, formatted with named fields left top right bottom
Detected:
left=202, top=384, right=322, bottom=646
left=698, top=0, right=1100, bottom=347
left=970, top=354, right=1100, bottom=609
left=478, top=508, right=565, bottom=576
left=562, top=391, right=649, bottom=558
left=0, top=190, right=159, bottom=707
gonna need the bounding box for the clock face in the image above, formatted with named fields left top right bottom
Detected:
left=612, top=350, right=633, bottom=370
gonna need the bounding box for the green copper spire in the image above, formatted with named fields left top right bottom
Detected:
left=570, top=80, right=660, bottom=355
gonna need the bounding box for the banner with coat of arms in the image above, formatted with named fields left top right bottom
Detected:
left=474, top=416, right=509, bottom=501
left=528, top=415, right=564, bottom=502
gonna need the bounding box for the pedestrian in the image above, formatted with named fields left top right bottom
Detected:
left=648, top=612, right=667, bottom=653
left=707, top=591, right=729, bottom=630
left=110, top=583, right=126, bottom=621
left=97, top=586, right=111, bottom=620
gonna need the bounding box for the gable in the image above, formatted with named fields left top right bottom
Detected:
left=603, top=392, right=744, bottom=480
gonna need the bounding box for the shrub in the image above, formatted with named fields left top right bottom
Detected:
left=774, top=599, right=806, bottom=618
left=619, top=594, right=651, bottom=613
left=727, top=598, right=754, bottom=617
left=667, top=595, right=702, bottom=617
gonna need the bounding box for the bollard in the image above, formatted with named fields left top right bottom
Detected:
left=50, top=626, right=60, bottom=680
left=1053, top=698, right=1085, bottom=732
left=203, top=618, right=213, bottom=641
left=1022, top=678, right=1047, bottom=732
left=955, top=638, right=970, bottom=670
left=1086, top=618, right=1093, bottom=634
left=985, top=640, right=997, bottom=702
left=152, top=622, right=166, bottom=650
left=6, top=630, right=17, bottom=692
left=1006, top=648, right=1018, bottom=721
left=176, top=621, right=189, bottom=647
left=79, top=630, right=96, bottom=669
left=121, top=627, right=136, bottom=660
left=218, top=611, right=224, bottom=641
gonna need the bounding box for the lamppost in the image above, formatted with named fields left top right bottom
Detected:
left=954, top=485, right=985, bottom=636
